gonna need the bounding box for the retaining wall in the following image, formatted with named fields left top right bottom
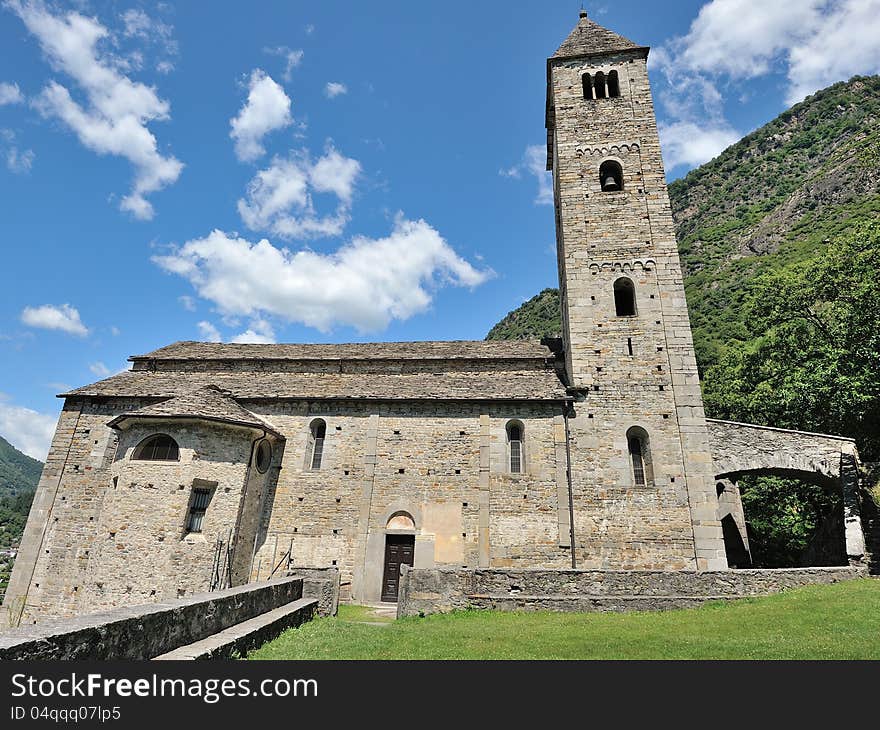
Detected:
left=0, top=576, right=304, bottom=660
left=397, top=566, right=868, bottom=617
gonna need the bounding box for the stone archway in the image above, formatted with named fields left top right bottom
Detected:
left=707, top=419, right=866, bottom=565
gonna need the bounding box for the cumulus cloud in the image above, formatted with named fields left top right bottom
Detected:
left=153, top=217, right=493, bottom=333
left=2, top=129, right=35, bottom=173
left=500, top=145, right=552, bottom=205
left=657, top=120, right=741, bottom=170
left=230, top=69, right=293, bottom=162
left=8, top=0, right=183, bottom=219
left=230, top=319, right=276, bottom=344
left=324, top=82, right=347, bottom=98
left=237, top=146, right=361, bottom=239
left=179, top=295, right=197, bottom=311
left=0, top=81, right=23, bottom=105
left=0, top=395, right=58, bottom=460
left=21, top=303, right=89, bottom=336
left=89, top=361, right=110, bottom=377
left=197, top=320, right=221, bottom=342
left=264, top=46, right=303, bottom=82
left=653, top=0, right=880, bottom=170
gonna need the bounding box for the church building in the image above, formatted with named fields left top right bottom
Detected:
left=3, top=12, right=866, bottom=625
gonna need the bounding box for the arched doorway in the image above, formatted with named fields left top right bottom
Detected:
left=381, top=512, right=416, bottom=602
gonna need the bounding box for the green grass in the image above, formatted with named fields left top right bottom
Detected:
left=249, top=579, right=880, bottom=660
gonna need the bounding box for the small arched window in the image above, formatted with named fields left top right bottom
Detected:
left=132, top=434, right=179, bottom=461
left=307, top=419, right=326, bottom=470
left=582, top=73, right=594, bottom=100
left=626, top=427, right=653, bottom=487
left=607, top=70, right=620, bottom=98
left=613, top=277, right=637, bottom=316
left=507, top=421, right=524, bottom=474
left=599, top=159, right=623, bottom=192
left=593, top=71, right=607, bottom=99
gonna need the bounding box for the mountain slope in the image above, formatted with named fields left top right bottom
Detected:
left=0, top=435, right=42, bottom=499
left=487, top=74, right=880, bottom=372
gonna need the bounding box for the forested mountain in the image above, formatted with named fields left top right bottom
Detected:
left=487, top=75, right=880, bottom=459
left=0, top=436, right=41, bottom=597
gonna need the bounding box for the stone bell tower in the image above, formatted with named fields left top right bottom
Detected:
left=547, top=11, right=727, bottom=570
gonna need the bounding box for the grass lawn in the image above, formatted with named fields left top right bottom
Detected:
left=248, top=578, right=880, bottom=660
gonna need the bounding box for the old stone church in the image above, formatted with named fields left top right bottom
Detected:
left=3, top=12, right=868, bottom=625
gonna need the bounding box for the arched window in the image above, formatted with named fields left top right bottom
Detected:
left=307, top=419, right=326, bottom=470
left=593, top=71, right=607, bottom=99
left=599, top=159, right=623, bottom=192
left=613, top=277, right=637, bottom=316
left=507, top=421, right=524, bottom=474
left=607, top=70, right=620, bottom=98
left=132, top=434, right=179, bottom=461
left=582, top=73, right=594, bottom=100
left=626, top=427, right=653, bottom=487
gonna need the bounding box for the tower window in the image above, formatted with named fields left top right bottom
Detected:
left=582, top=73, right=593, bottom=100
left=307, top=419, right=326, bottom=470
left=600, top=160, right=623, bottom=192
left=607, top=70, right=621, bottom=98
left=614, top=277, right=637, bottom=316
left=626, top=427, right=653, bottom=487
left=594, top=71, right=607, bottom=99
left=186, top=487, right=212, bottom=533
left=132, top=434, right=179, bottom=461
left=506, top=421, right=524, bottom=474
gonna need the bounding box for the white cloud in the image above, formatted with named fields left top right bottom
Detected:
left=653, top=0, right=880, bottom=170
left=109, top=325, right=120, bottom=336
left=658, top=120, right=741, bottom=169
left=237, top=146, right=361, bottom=239
left=120, top=7, right=178, bottom=73
left=305, top=24, right=315, bottom=35
left=0, top=395, right=57, bottom=460
left=230, top=69, right=293, bottom=162
left=231, top=319, right=276, bottom=344
left=153, top=216, right=493, bottom=333
left=178, top=294, right=196, bottom=311
left=89, top=361, right=110, bottom=377
left=501, top=145, right=552, bottom=205
left=9, top=0, right=183, bottom=219
left=21, top=303, right=89, bottom=336
left=5, top=142, right=35, bottom=173
left=0, top=81, right=23, bottom=105
left=325, top=82, right=347, bottom=98
left=197, top=320, right=221, bottom=342
left=264, top=46, right=304, bottom=82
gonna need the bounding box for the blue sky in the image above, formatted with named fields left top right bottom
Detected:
left=2, top=0, right=880, bottom=459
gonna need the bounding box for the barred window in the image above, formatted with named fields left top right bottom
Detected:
left=187, top=488, right=211, bottom=533
left=132, top=434, right=179, bottom=461
left=507, top=421, right=524, bottom=474
left=627, top=427, right=653, bottom=487
left=308, top=419, right=327, bottom=470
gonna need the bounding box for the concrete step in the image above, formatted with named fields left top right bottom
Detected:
left=153, top=597, right=317, bottom=660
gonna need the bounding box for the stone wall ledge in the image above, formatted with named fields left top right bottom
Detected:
left=0, top=576, right=304, bottom=660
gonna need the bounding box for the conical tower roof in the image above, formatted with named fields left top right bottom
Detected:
left=552, top=10, right=646, bottom=60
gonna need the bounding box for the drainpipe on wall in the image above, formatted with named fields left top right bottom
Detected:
left=563, top=399, right=577, bottom=569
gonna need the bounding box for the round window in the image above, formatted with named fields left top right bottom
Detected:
left=255, top=440, right=272, bottom=473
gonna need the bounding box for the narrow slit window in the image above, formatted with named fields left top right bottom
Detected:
left=629, top=437, right=646, bottom=486
left=308, top=419, right=326, bottom=470
left=507, top=421, right=524, bottom=474
left=187, top=488, right=211, bottom=533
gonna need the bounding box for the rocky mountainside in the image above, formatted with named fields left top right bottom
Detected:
left=488, top=75, right=880, bottom=372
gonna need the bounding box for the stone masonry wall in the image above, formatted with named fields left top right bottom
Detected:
left=397, top=566, right=867, bottom=616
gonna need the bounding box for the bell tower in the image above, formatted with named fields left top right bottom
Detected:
left=547, top=11, right=727, bottom=570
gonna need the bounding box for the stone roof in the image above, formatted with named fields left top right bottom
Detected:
left=131, top=340, right=553, bottom=363
left=107, top=385, right=284, bottom=437
left=551, top=11, right=646, bottom=60
left=65, top=367, right=568, bottom=402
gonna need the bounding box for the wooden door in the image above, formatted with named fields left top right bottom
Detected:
left=381, top=535, right=415, bottom=602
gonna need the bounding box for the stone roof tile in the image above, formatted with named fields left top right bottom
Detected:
left=551, top=11, right=645, bottom=60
